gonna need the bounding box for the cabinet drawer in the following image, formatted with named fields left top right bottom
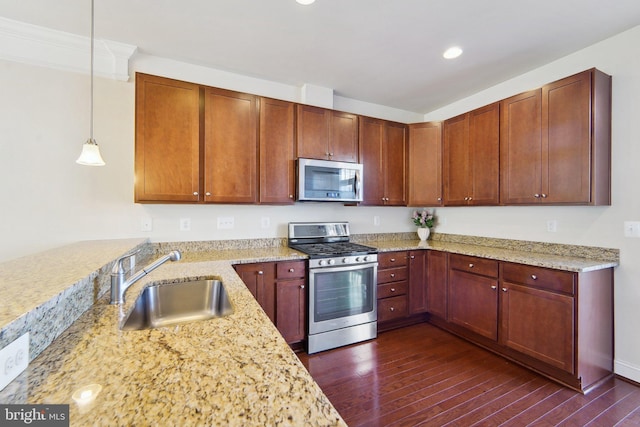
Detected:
left=502, top=263, right=575, bottom=295
left=450, top=254, right=498, bottom=278
left=378, top=281, right=407, bottom=299
left=378, top=252, right=408, bottom=269
left=276, top=260, right=306, bottom=280
left=377, top=296, right=408, bottom=322
left=378, top=267, right=408, bottom=284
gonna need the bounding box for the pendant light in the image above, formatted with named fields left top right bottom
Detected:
left=76, top=0, right=105, bottom=166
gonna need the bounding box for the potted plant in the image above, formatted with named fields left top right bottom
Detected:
left=411, top=209, right=435, bottom=241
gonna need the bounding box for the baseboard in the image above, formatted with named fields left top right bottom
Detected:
left=615, top=359, right=640, bottom=384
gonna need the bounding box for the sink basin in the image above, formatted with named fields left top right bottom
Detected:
left=121, top=279, right=233, bottom=330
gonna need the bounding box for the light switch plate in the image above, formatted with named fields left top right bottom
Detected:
left=217, top=217, right=235, bottom=230
left=0, top=333, right=29, bottom=391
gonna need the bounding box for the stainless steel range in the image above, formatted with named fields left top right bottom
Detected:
left=288, top=222, right=378, bottom=354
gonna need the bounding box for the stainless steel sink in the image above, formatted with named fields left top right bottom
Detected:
left=121, top=279, right=233, bottom=330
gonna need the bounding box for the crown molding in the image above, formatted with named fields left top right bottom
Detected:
left=0, top=17, right=137, bottom=81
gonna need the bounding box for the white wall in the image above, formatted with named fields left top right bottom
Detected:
left=1, top=25, right=639, bottom=382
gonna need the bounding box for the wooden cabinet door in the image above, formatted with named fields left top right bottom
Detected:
left=204, top=88, right=258, bottom=203
left=543, top=70, right=591, bottom=204
left=500, top=89, right=542, bottom=204
left=135, top=73, right=201, bottom=202
left=259, top=98, right=295, bottom=204
left=234, top=263, right=276, bottom=323
left=296, top=104, right=330, bottom=160
left=276, top=278, right=306, bottom=344
left=408, top=122, right=442, bottom=206
left=426, top=250, right=448, bottom=319
left=443, top=113, right=470, bottom=206
left=469, top=103, right=500, bottom=205
left=448, top=269, right=498, bottom=340
left=500, top=282, right=574, bottom=373
left=330, top=111, right=359, bottom=162
left=359, top=117, right=385, bottom=205
left=408, top=251, right=427, bottom=314
left=384, top=122, right=407, bottom=206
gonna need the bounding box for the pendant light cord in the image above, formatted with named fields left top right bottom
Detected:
left=90, top=0, right=94, bottom=141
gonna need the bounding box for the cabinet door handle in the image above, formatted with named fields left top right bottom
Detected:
left=289, top=268, right=295, bottom=273
left=300, top=285, right=305, bottom=289
left=502, top=287, right=508, bottom=292
left=469, top=263, right=474, bottom=268
left=491, top=285, right=497, bottom=290
left=390, top=288, right=396, bottom=292
left=389, top=307, right=395, bottom=312
left=390, top=258, right=396, bottom=262
left=289, top=194, right=294, bottom=199
left=531, top=274, right=537, bottom=280
left=390, top=273, right=395, bottom=278
left=534, top=193, right=540, bottom=198
left=257, top=271, right=264, bottom=275
left=541, top=194, right=548, bottom=198
left=205, top=192, right=211, bottom=196
left=410, top=255, right=415, bottom=259
left=437, top=197, right=442, bottom=201
left=193, top=192, right=199, bottom=196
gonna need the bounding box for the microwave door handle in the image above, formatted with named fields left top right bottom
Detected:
left=354, top=171, right=360, bottom=198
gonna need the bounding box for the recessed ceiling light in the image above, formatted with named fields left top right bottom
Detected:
left=296, top=0, right=316, bottom=4
left=443, top=46, right=463, bottom=59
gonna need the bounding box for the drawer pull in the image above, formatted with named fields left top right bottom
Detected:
left=390, top=258, right=396, bottom=262
left=469, top=263, right=474, bottom=268
left=391, top=288, right=396, bottom=292
left=258, top=271, right=263, bottom=275
left=531, top=274, right=537, bottom=280
left=289, top=268, right=295, bottom=273
left=390, top=273, right=395, bottom=278
left=300, top=285, right=305, bottom=289
left=389, top=307, right=395, bottom=312
left=491, top=285, right=497, bottom=290
left=502, top=287, right=508, bottom=292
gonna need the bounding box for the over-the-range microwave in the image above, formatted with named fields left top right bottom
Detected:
left=297, top=158, right=363, bottom=202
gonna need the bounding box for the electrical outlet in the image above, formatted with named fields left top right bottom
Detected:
left=261, top=217, right=270, bottom=229
left=141, top=218, right=152, bottom=232
left=624, top=221, right=640, bottom=237
left=547, top=220, right=558, bottom=232
left=217, top=217, right=235, bottom=230
left=179, top=218, right=191, bottom=231
left=0, top=333, right=29, bottom=391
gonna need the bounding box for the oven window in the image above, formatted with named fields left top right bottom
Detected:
left=313, top=267, right=375, bottom=322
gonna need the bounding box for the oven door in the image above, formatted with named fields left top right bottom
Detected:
left=308, top=262, right=377, bottom=335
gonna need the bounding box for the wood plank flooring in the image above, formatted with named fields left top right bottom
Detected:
left=297, top=323, right=640, bottom=426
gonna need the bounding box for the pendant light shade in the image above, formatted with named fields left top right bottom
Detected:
left=76, top=0, right=105, bottom=166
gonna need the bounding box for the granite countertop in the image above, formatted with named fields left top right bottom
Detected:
left=0, top=247, right=344, bottom=426
left=0, top=235, right=618, bottom=426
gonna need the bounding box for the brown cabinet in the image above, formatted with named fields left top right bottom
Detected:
left=235, top=260, right=307, bottom=344
left=259, top=98, right=296, bottom=204
left=408, top=250, right=427, bottom=314
left=448, top=254, right=499, bottom=340
left=296, top=105, right=358, bottom=162
left=407, top=122, right=443, bottom=206
left=359, top=117, right=407, bottom=206
left=426, top=250, right=448, bottom=320
left=443, top=103, right=500, bottom=206
left=135, top=73, right=201, bottom=202
left=233, top=262, right=276, bottom=323
left=377, top=251, right=409, bottom=323
left=275, top=260, right=307, bottom=344
left=203, top=88, right=258, bottom=203
left=500, top=68, right=611, bottom=205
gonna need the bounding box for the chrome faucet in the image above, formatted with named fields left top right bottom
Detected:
left=110, top=250, right=182, bottom=304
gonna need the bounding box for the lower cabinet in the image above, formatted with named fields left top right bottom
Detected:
left=433, top=253, right=613, bottom=393
left=426, top=250, right=448, bottom=320
left=234, top=260, right=307, bottom=345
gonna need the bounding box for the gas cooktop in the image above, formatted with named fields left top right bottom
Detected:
left=287, top=221, right=378, bottom=259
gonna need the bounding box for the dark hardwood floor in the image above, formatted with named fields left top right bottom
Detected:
left=297, top=323, right=640, bottom=426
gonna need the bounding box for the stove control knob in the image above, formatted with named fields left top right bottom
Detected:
left=363, top=256, right=370, bottom=262
left=355, top=257, right=361, bottom=262
left=342, top=258, right=349, bottom=264
left=328, top=259, right=335, bottom=265
left=318, top=260, right=326, bottom=266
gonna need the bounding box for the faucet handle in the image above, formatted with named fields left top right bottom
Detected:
left=111, top=249, right=141, bottom=274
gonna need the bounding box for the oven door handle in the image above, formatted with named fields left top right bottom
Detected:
left=309, top=261, right=378, bottom=274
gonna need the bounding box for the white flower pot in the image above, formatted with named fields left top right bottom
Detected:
left=417, top=227, right=430, bottom=241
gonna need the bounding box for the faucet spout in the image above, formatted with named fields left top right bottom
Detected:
left=110, top=250, right=181, bottom=304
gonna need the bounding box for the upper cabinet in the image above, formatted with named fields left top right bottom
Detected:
left=443, top=103, right=500, bottom=206
left=135, top=73, right=201, bottom=202
left=296, top=105, right=359, bottom=162
left=408, top=122, right=443, bottom=207
left=203, top=88, right=258, bottom=203
left=500, top=68, right=611, bottom=205
left=359, top=117, right=407, bottom=206
left=259, top=98, right=296, bottom=204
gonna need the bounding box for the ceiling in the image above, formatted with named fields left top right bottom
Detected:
left=1, top=0, right=640, bottom=113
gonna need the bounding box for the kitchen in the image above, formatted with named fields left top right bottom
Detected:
left=1, top=0, right=640, bottom=425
